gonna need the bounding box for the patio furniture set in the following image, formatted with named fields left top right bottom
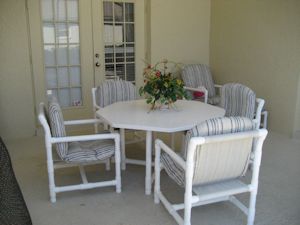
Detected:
left=38, top=64, right=268, bottom=225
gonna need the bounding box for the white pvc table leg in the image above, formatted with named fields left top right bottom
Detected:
left=120, top=128, right=126, bottom=170
left=145, top=130, right=152, bottom=195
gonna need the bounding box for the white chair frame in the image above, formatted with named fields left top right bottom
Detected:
left=254, top=98, right=265, bottom=129
left=38, top=103, right=121, bottom=203
left=154, top=129, right=268, bottom=225
left=92, top=87, right=145, bottom=170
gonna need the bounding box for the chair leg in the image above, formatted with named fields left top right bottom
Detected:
left=247, top=190, right=257, bottom=225
left=170, top=133, right=175, bottom=150
left=183, top=193, right=193, bottom=225
left=105, top=158, right=111, bottom=171
left=115, top=141, right=122, bottom=193
left=79, top=165, right=88, bottom=184
left=154, top=143, right=161, bottom=204
left=94, top=113, right=99, bottom=133
left=120, top=128, right=126, bottom=170
left=46, top=143, right=56, bottom=203
left=49, top=170, right=56, bottom=203
left=261, top=111, right=268, bottom=129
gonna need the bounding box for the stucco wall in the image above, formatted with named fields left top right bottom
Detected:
left=0, top=0, right=36, bottom=139
left=150, top=0, right=211, bottom=65
left=210, top=0, right=300, bottom=135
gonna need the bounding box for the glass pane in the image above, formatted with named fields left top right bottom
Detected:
left=56, top=23, right=68, bottom=44
left=114, top=23, right=124, bottom=43
left=71, top=88, right=82, bottom=106
left=70, top=67, right=81, bottom=86
left=54, top=0, right=66, bottom=21
left=116, top=64, right=125, bottom=80
left=105, top=45, right=114, bottom=62
left=103, top=1, right=113, bottom=22
left=42, top=0, right=53, bottom=20
left=125, top=3, right=134, bottom=22
left=126, top=63, right=135, bottom=81
left=115, top=45, right=124, bottom=63
left=45, top=68, right=57, bottom=88
left=69, top=45, right=80, bottom=65
left=50, top=89, right=58, bottom=99
left=43, top=23, right=55, bottom=44
left=114, top=2, right=123, bottom=22
left=67, top=0, right=78, bottom=21
left=57, top=67, right=69, bottom=87
left=68, top=23, right=79, bottom=43
left=58, top=88, right=70, bottom=107
left=105, top=64, right=115, bottom=79
left=125, top=24, right=134, bottom=42
left=56, top=45, right=68, bottom=65
left=126, top=43, right=135, bottom=61
left=44, top=45, right=56, bottom=66
left=104, top=23, right=113, bottom=43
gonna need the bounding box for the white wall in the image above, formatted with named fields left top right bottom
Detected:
left=210, top=0, right=300, bottom=135
left=0, top=0, right=36, bottom=139
left=150, top=0, right=210, bottom=65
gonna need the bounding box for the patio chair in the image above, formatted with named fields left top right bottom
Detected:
left=181, top=64, right=222, bottom=105
left=154, top=117, right=268, bottom=225
left=0, top=137, right=32, bottom=225
left=220, top=83, right=265, bottom=129
left=38, top=97, right=121, bottom=203
left=92, top=80, right=145, bottom=170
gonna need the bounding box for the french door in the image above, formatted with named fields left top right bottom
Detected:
left=29, top=0, right=145, bottom=121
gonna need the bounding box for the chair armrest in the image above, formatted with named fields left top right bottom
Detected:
left=214, top=84, right=222, bottom=89
left=155, top=139, right=186, bottom=169
left=51, top=132, right=120, bottom=144
left=64, top=119, right=103, bottom=126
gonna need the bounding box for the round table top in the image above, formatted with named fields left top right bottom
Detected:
left=96, top=99, right=225, bottom=133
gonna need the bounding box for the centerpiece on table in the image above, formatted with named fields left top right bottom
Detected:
left=139, top=59, right=189, bottom=110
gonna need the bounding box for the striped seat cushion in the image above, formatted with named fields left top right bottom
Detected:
left=220, top=83, right=256, bottom=119
left=95, top=80, right=138, bottom=108
left=48, top=98, right=68, bottom=160
left=161, top=117, right=255, bottom=187
left=182, top=64, right=216, bottom=99
left=65, top=139, right=115, bottom=162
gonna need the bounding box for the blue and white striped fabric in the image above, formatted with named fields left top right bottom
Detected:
left=161, top=117, right=256, bottom=187
left=182, top=64, right=218, bottom=104
left=95, top=80, right=138, bottom=108
left=220, top=83, right=256, bottom=119
left=48, top=98, right=68, bottom=160
left=48, top=98, right=115, bottom=162
left=65, top=139, right=115, bottom=162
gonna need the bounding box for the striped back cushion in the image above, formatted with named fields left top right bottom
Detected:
left=182, top=64, right=216, bottom=98
left=48, top=98, right=68, bottom=160
left=184, top=117, right=255, bottom=185
left=95, top=80, right=138, bottom=108
left=220, top=83, right=256, bottom=119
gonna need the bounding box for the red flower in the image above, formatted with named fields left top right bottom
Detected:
left=156, top=71, right=161, bottom=77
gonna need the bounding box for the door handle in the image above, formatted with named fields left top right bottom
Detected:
left=95, top=62, right=100, bottom=67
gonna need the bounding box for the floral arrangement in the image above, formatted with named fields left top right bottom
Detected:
left=139, top=59, right=189, bottom=110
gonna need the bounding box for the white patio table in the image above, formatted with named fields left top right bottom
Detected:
left=96, top=99, right=225, bottom=195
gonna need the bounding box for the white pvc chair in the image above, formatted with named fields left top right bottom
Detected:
left=182, top=64, right=222, bottom=105
left=220, top=83, right=265, bottom=129
left=92, top=80, right=145, bottom=170
left=154, top=117, right=268, bottom=225
left=38, top=99, right=121, bottom=203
